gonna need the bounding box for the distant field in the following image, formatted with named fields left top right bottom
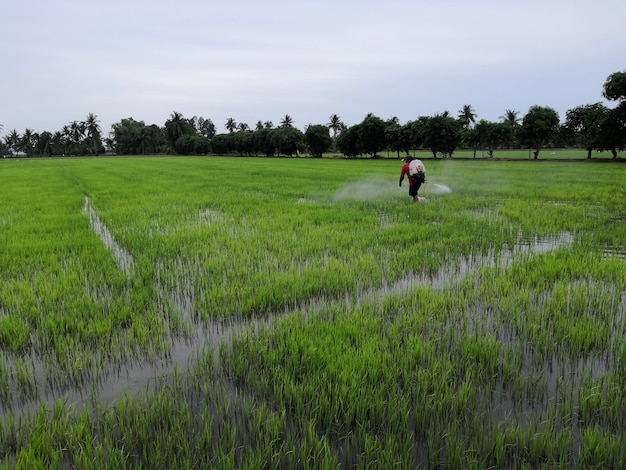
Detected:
left=365, top=148, right=623, bottom=160
left=0, top=156, right=624, bottom=468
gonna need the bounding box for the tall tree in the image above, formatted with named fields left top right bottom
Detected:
left=520, top=105, right=560, bottom=159
left=564, top=103, right=610, bottom=158
left=35, top=131, right=53, bottom=157
left=19, top=128, right=36, bottom=156
left=280, top=114, right=294, bottom=128
left=193, top=116, right=216, bottom=138
left=69, top=120, right=86, bottom=155
left=500, top=109, right=521, bottom=126
left=458, top=104, right=477, bottom=128
left=5, top=129, right=19, bottom=152
left=358, top=114, right=387, bottom=157
left=596, top=70, right=626, bottom=158
left=85, top=113, right=103, bottom=155
left=336, top=125, right=361, bottom=158
left=423, top=113, right=462, bottom=158
left=253, top=128, right=276, bottom=157
left=327, top=114, right=343, bottom=138
left=164, top=111, right=195, bottom=151
left=272, top=127, right=303, bottom=156
left=304, top=124, right=332, bottom=157
left=602, top=70, right=626, bottom=102
left=384, top=118, right=404, bottom=158
left=327, top=114, right=345, bottom=151
left=225, top=117, right=237, bottom=133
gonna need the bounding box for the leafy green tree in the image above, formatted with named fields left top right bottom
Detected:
left=596, top=108, right=625, bottom=159
left=232, top=131, right=254, bottom=156
left=193, top=136, right=211, bottom=154
left=499, top=109, right=521, bottom=149
left=210, top=134, right=232, bottom=154
left=602, top=70, right=626, bottom=102
left=272, top=127, right=303, bottom=156
left=405, top=118, right=427, bottom=151
left=35, top=131, right=53, bottom=157
left=422, top=113, right=462, bottom=158
left=519, top=105, right=560, bottom=159
left=253, top=128, right=276, bottom=157
left=564, top=103, right=610, bottom=158
left=175, top=135, right=210, bottom=155
left=460, top=126, right=480, bottom=158
left=303, top=124, right=332, bottom=157
left=474, top=120, right=509, bottom=158
left=384, top=119, right=404, bottom=158
left=596, top=70, right=626, bottom=158
left=110, top=118, right=164, bottom=155
left=192, top=116, right=216, bottom=138
left=358, top=114, right=386, bottom=157
left=336, top=125, right=361, bottom=158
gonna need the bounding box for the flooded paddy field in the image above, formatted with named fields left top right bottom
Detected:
left=0, top=157, right=624, bottom=468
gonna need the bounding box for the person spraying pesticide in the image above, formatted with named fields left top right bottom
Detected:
left=399, top=155, right=427, bottom=203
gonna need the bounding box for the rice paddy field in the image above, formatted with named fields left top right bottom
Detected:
left=0, top=155, right=625, bottom=469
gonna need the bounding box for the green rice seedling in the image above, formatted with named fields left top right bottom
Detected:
left=0, top=156, right=625, bottom=467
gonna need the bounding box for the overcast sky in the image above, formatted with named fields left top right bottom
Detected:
left=2, top=0, right=625, bottom=136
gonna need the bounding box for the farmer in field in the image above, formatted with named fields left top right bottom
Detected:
left=399, top=155, right=426, bottom=202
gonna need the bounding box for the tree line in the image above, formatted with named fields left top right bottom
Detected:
left=2, top=71, right=624, bottom=160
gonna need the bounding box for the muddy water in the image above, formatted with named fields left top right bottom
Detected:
left=1, top=216, right=583, bottom=421
left=8, top=200, right=623, bottom=422
left=82, top=197, right=134, bottom=278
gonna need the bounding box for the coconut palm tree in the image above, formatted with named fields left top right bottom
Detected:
left=327, top=114, right=344, bottom=138
left=85, top=113, right=102, bottom=155
left=280, top=114, right=294, bottom=128
left=458, top=104, right=477, bottom=127
left=225, top=117, right=237, bottom=133
left=499, top=109, right=521, bottom=149
left=20, top=128, right=36, bottom=156
left=69, top=120, right=86, bottom=155
left=164, top=111, right=189, bottom=148
left=238, top=122, right=250, bottom=132
left=499, top=109, right=520, bottom=126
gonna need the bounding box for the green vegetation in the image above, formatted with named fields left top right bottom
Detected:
left=0, top=156, right=624, bottom=468
left=2, top=69, right=626, bottom=159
